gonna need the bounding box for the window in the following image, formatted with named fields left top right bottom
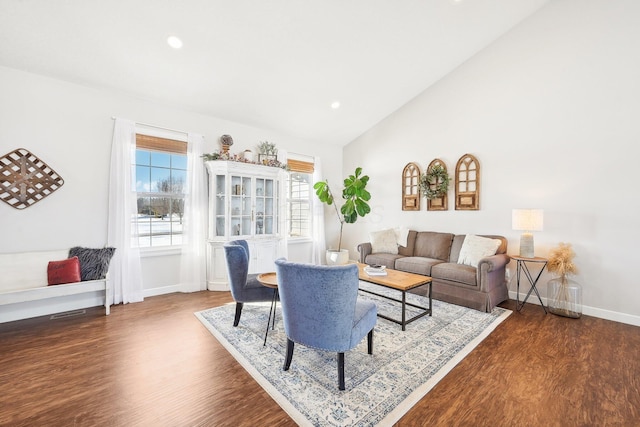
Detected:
left=286, top=158, right=314, bottom=238
left=133, top=134, right=187, bottom=248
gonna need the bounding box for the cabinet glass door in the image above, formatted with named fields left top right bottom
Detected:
left=240, top=176, right=252, bottom=235
left=256, top=178, right=277, bottom=235
left=229, top=175, right=252, bottom=237
left=214, top=174, right=226, bottom=237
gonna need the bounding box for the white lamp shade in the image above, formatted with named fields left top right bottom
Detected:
left=512, top=209, right=544, bottom=232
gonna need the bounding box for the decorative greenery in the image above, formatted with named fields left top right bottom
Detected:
left=313, top=167, right=371, bottom=251
left=257, top=141, right=278, bottom=156
left=420, top=164, right=450, bottom=199
left=202, top=150, right=288, bottom=170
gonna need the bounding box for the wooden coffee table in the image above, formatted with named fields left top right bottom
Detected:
left=357, top=263, right=432, bottom=331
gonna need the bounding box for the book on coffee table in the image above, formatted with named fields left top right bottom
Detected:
left=364, top=265, right=387, bottom=276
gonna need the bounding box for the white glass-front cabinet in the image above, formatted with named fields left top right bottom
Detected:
left=205, top=161, right=287, bottom=290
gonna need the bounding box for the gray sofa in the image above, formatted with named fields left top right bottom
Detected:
left=357, top=230, right=510, bottom=312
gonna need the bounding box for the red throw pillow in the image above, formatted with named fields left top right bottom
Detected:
left=47, top=256, right=82, bottom=285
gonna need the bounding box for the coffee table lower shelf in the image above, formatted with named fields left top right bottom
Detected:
left=358, top=285, right=432, bottom=330
left=356, top=263, right=432, bottom=331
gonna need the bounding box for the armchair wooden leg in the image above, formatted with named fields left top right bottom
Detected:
left=233, top=302, right=243, bottom=327
left=367, top=329, right=374, bottom=355
left=283, top=339, right=295, bottom=371
left=338, top=352, right=345, bottom=390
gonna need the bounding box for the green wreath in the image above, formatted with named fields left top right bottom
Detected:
left=420, top=164, right=450, bottom=199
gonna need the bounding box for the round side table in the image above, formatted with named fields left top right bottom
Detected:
left=257, top=272, right=278, bottom=345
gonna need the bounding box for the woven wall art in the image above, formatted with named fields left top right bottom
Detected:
left=0, top=148, right=64, bottom=210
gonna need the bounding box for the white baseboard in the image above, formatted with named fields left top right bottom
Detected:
left=508, top=290, right=640, bottom=327
left=143, top=284, right=182, bottom=298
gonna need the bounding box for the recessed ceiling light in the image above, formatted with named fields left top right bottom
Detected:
left=167, top=36, right=183, bottom=49
left=331, top=101, right=341, bottom=109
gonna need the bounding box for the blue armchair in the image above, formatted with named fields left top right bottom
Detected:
left=223, top=240, right=274, bottom=327
left=274, top=258, right=377, bottom=390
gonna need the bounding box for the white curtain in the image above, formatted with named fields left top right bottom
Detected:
left=179, top=133, right=207, bottom=292
left=108, top=118, right=144, bottom=304
left=311, top=156, right=327, bottom=264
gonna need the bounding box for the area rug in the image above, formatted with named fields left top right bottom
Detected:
left=195, top=285, right=511, bottom=426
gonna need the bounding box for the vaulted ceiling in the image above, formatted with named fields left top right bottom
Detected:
left=0, top=0, right=550, bottom=145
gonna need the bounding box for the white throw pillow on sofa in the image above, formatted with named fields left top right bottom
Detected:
left=394, top=226, right=410, bottom=248
left=457, top=235, right=501, bottom=267
left=370, top=228, right=399, bottom=254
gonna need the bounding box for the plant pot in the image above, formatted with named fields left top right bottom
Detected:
left=547, top=276, right=582, bottom=318
left=326, top=249, right=349, bottom=265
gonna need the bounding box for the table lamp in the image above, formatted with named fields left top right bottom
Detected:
left=512, top=209, right=543, bottom=258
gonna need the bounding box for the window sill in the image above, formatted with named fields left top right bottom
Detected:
left=287, top=237, right=313, bottom=244
left=139, top=246, right=182, bottom=258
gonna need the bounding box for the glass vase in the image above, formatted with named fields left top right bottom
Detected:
left=547, top=276, right=582, bottom=318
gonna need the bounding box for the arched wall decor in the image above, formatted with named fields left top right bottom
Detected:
left=0, top=148, right=64, bottom=210
left=426, top=159, right=449, bottom=211
left=401, top=162, right=421, bottom=211
left=455, top=153, right=480, bottom=211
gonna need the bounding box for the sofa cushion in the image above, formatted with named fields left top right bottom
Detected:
left=413, top=232, right=454, bottom=261
left=394, top=226, right=410, bottom=247
left=457, top=235, right=502, bottom=267
left=449, top=235, right=466, bottom=262
left=398, top=230, right=418, bottom=257
left=431, top=262, right=477, bottom=287
left=451, top=234, right=508, bottom=262
left=369, top=229, right=398, bottom=254
left=364, top=253, right=403, bottom=270
left=47, top=256, right=82, bottom=285
left=394, top=257, right=443, bottom=276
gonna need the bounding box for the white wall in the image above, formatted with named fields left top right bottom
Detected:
left=342, top=0, right=640, bottom=325
left=0, top=66, right=341, bottom=311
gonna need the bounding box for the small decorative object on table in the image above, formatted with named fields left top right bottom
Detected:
left=364, top=264, right=387, bottom=276
left=547, top=242, right=582, bottom=318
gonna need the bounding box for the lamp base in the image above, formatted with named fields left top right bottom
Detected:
left=519, top=233, right=535, bottom=258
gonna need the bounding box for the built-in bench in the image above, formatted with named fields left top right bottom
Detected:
left=0, top=249, right=110, bottom=323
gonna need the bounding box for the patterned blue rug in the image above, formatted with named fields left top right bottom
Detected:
left=195, top=284, right=511, bottom=426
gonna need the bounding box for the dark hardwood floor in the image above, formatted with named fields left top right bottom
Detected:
left=1, top=292, right=638, bottom=426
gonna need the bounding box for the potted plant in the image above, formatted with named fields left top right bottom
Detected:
left=314, top=167, right=371, bottom=264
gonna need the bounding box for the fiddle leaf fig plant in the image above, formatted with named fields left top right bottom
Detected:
left=313, top=167, right=371, bottom=251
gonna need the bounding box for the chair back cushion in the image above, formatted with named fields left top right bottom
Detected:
left=275, top=259, right=361, bottom=352
left=223, top=241, right=249, bottom=301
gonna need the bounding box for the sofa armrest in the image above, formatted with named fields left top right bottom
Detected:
left=357, top=242, right=372, bottom=263
left=477, top=253, right=511, bottom=292
left=478, top=253, right=510, bottom=272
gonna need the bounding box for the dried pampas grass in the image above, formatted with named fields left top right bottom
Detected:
left=547, top=242, right=577, bottom=278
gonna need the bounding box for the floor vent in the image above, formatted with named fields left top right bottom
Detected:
left=50, top=309, right=86, bottom=320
